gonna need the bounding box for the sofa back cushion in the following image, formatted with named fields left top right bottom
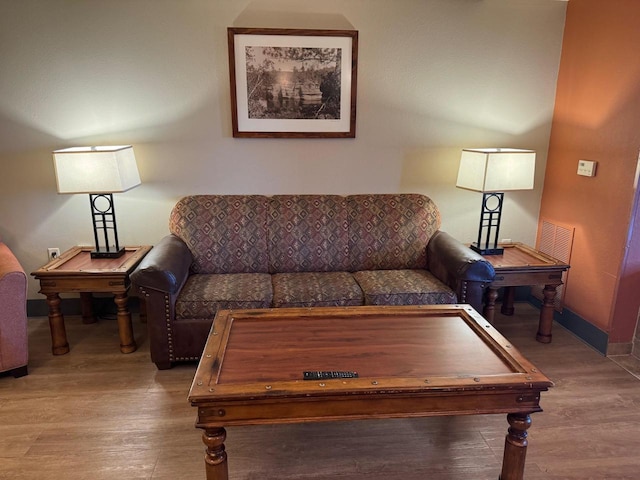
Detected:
left=347, top=194, right=441, bottom=271
left=170, top=195, right=269, bottom=274
left=169, top=193, right=441, bottom=274
left=268, top=195, right=350, bottom=272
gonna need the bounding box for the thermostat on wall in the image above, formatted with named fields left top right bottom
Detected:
left=577, top=160, right=597, bottom=177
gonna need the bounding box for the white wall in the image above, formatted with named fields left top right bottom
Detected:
left=0, top=0, right=566, bottom=299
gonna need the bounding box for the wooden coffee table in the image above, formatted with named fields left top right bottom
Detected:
left=31, top=245, right=152, bottom=355
left=481, top=243, right=570, bottom=343
left=189, top=305, right=552, bottom=480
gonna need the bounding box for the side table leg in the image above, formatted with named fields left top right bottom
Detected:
left=499, top=412, right=532, bottom=480
left=80, top=292, right=97, bottom=324
left=114, top=292, right=137, bottom=354
left=501, top=286, right=515, bottom=316
left=484, top=286, right=498, bottom=323
left=536, top=284, right=557, bottom=343
left=203, top=428, right=229, bottom=480
left=45, top=293, right=69, bottom=355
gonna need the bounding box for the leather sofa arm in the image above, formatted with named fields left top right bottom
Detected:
left=130, top=234, right=192, bottom=294
left=428, top=230, right=495, bottom=281
left=427, top=231, right=495, bottom=311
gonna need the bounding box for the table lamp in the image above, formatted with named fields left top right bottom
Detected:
left=456, top=148, right=535, bottom=255
left=52, top=145, right=141, bottom=259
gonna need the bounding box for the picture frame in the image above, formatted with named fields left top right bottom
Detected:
left=227, top=27, right=358, bottom=138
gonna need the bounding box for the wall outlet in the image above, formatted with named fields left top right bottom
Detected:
left=47, top=247, right=60, bottom=261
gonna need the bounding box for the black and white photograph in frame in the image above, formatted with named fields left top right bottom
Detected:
left=228, top=28, right=358, bottom=138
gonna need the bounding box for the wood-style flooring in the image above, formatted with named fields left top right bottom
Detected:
left=1, top=303, right=640, bottom=479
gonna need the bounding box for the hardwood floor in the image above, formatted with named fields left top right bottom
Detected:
left=1, top=303, right=639, bottom=479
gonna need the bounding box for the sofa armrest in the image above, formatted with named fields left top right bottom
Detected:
left=0, top=242, right=26, bottom=276
left=130, top=234, right=192, bottom=294
left=427, top=230, right=495, bottom=312
left=0, top=242, right=28, bottom=375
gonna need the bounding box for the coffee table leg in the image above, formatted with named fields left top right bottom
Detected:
left=484, top=286, right=499, bottom=322
left=114, top=292, right=137, bottom=353
left=499, top=413, right=531, bottom=480
left=536, top=284, right=557, bottom=343
left=45, top=293, right=70, bottom=355
left=203, top=428, right=228, bottom=480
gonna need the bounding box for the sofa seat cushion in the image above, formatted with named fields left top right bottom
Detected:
left=272, top=271, right=363, bottom=308
left=175, top=273, right=273, bottom=319
left=353, top=269, right=457, bottom=305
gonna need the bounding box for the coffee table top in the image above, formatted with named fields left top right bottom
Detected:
left=189, top=305, right=552, bottom=410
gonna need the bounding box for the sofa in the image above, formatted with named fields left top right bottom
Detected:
left=131, top=194, right=495, bottom=369
left=0, top=241, right=28, bottom=377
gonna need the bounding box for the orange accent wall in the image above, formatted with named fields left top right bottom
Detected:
left=542, top=0, right=640, bottom=343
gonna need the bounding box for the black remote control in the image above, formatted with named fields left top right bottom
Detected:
left=303, top=371, right=359, bottom=380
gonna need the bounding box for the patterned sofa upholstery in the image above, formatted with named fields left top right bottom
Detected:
left=131, top=194, right=495, bottom=369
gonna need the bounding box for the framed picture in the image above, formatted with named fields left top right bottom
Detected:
left=228, top=27, right=358, bottom=138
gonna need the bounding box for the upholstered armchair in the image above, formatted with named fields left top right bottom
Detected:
left=0, top=242, right=28, bottom=377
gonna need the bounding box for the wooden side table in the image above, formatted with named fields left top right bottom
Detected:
left=481, top=243, right=570, bottom=343
left=31, top=245, right=152, bottom=355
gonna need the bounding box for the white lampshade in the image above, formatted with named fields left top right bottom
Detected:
left=456, top=148, right=536, bottom=192
left=52, top=145, right=141, bottom=194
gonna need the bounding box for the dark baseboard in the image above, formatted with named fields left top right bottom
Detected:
left=28, top=289, right=608, bottom=355
left=27, top=298, right=80, bottom=317
left=526, top=292, right=608, bottom=355
left=490, top=286, right=608, bottom=355
left=27, top=296, right=142, bottom=318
